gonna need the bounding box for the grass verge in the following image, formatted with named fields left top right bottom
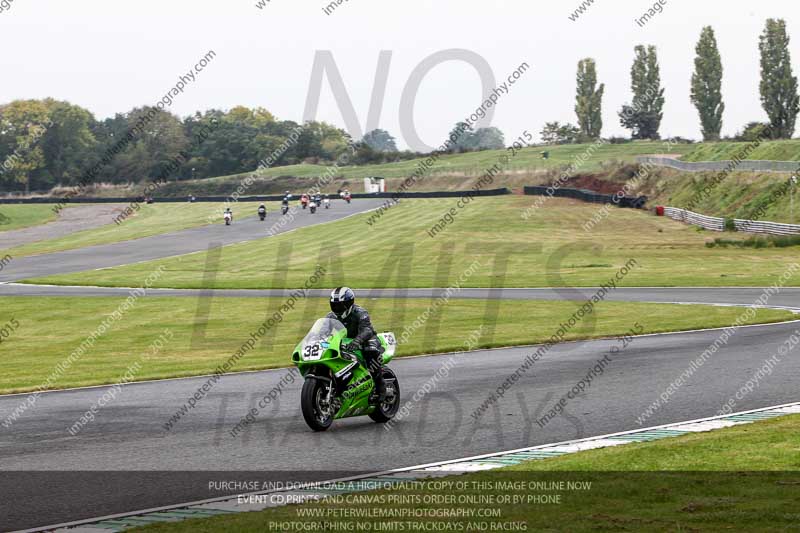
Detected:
left=4, top=201, right=275, bottom=258
left=132, top=414, right=800, bottom=532
left=0, top=296, right=792, bottom=394
left=27, top=197, right=800, bottom=288
left=0, top=204, right=58, bottom=232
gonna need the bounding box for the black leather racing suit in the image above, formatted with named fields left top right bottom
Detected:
left=327, top=305, right=385, bottom=391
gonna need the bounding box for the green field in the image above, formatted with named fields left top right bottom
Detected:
left=0, top=296, right=790, bottom=394
left=682, top=139, right=800, bottom=162
left=133, top=414, right=800, bottom=532
left=28, top=197, right=800, bottom=289
left=3, top=201, right=275, bottom=258
left=0, top=204, right=58, bottom=232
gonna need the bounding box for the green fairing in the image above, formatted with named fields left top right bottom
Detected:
left=292, top=318, right=397, bottom=423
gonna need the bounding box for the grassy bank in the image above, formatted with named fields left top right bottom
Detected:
left=682, top=139, right=800, bottom=162
left=640, top=169, right=800, bottom=224
left=65, top=142, right=695, bottom=198
left=133, top=414, right=800, bottom=532
left=28, top=197, right=800, bottom=288
left=1, top=296, right=791, bottom=394
left=0, top=204, right=58, bottom=232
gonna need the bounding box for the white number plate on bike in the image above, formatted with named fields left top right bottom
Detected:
left=302, top=343, right=322, bottom=361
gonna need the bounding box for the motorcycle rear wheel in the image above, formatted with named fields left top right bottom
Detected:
left=301, top=378, right=334, bottom=431
left=369, top=368, right=400, bottom=423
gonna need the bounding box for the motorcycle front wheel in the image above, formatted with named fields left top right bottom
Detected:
left=301, top=378, right=334, bottom=431
left=369, top=368, right=400, bottom=423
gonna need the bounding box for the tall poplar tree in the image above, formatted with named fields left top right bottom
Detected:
left=575, top=58, right=605, bottom=139
left=759, top=18, right=799, bottom=139
left=619, top=45, right=665, bottom=140
left=691, top=26, right=725, bottom=141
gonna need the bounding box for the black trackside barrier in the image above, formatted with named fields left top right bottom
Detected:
left=350, top=188, right=512, bottom=199
left=0, top=188, right=513, bottom=204
left=524, top=186, right=647, bottom=209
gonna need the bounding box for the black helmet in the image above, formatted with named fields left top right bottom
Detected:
left=330, top=287, right=355, bottom=319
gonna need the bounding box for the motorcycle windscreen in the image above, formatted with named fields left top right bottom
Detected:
left=299, top=318, right=345, bottom=361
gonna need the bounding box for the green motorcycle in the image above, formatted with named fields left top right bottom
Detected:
left=292, top=318, right=400, bottom=431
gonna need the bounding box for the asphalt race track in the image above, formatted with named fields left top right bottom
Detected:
left=1, top=206, right=799, bottom=531
left=2, top=294, right=798, bottom=531
left=0, top=199, right=386, bottom=282
left=2, top=285, right=800, bottom=310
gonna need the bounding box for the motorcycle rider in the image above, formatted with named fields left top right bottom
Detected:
left=327, top=287, right=386, bottom=402
left=258, top=203, right=267, bottom=218
left=224, top=207, right=233, bottom=222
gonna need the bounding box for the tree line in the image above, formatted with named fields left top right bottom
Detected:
left=0, top=96, right=509, bottom=193
left=544, top=18, right=799, bottom=144
left=0, top=101, right=424, bottom=193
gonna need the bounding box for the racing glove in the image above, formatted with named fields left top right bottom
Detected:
left=342, top=341, right=361, bottom=353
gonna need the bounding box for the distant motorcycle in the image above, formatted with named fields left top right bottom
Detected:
left=309, top=201, right=317, bottom=214
left=301, top=195, right=309, bottom=209
left=258, top=206, right=267, bottom=221
left=324, top=198, right=331, bottom=209
left=281, top=204, right=290, bottom=215
left=344, top=193, right=352, bottom=204
left=224, top=212, right=232, bottom=225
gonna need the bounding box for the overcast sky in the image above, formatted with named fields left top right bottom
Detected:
left=1, top=0, right=798, bottom=148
